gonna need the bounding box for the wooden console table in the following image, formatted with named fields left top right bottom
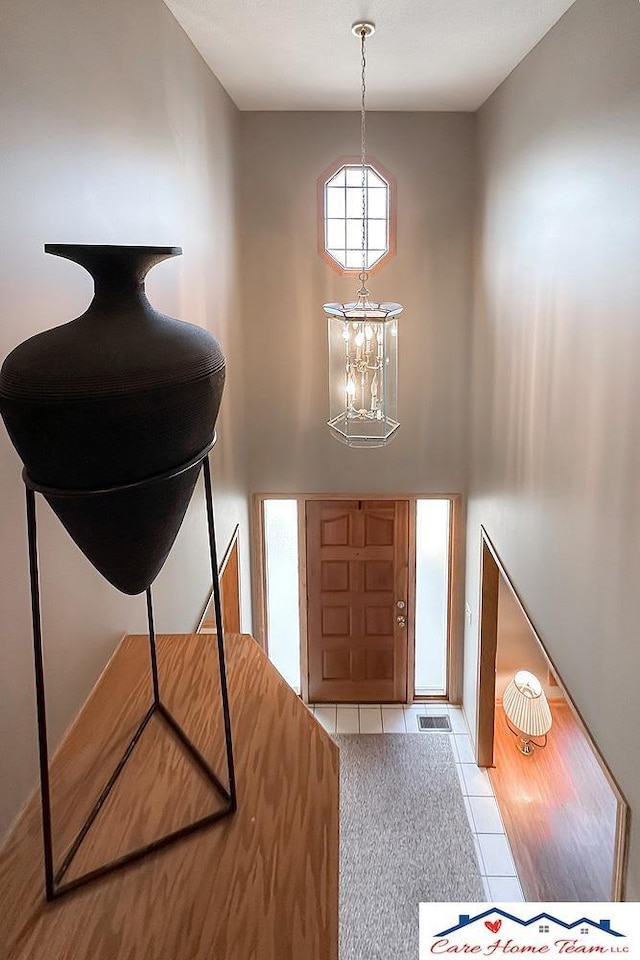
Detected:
left=0, top=633, right=339, bottom=960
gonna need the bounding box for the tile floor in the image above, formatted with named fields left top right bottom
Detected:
left=310, top=701, right=525, bottom=902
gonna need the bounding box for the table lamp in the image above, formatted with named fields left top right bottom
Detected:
left=503, top=670, right=552, bottom=755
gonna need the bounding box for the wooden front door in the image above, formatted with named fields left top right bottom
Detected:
left=306, top=500, right=409, bottom=703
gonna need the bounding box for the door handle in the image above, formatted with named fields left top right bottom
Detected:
left=397, top=615, right=406, bottom=627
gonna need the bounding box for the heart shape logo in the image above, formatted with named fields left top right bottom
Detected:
left=485, top=920, right=502, bottom=933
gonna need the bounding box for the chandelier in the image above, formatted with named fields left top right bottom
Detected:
left=323, top=22, right=403, bottom=447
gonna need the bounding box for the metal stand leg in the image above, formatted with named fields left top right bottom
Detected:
left=203, top=456, right=237, bottom=811
left=26, top=488, right=55, bottom=902
left=146, top=586, right=160, bottom=706
left=24, top=455, right=236, bottom=901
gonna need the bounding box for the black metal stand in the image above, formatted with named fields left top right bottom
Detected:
left=24, top=451, right=236, bottom=901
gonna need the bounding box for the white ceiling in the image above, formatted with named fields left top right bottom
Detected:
left=163, top=0, right=577, bottom=111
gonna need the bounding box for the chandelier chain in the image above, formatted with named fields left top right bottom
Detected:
left=358, top=25, right=369, bottom=299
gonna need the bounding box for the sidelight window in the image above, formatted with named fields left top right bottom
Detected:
left=414, top=499, right=451, bottom=696
left=263, top=499, right=301, bottom=692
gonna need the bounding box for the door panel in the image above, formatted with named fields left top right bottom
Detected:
left=306, top=499, right=409, bottom=703
left=321, top=513, right=351, bottom=545
left=364, top=560, right=394, bottom=592
left=321, top=561, right=350, bottom=592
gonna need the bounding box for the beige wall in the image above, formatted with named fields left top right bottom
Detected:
left=496, top=577, right=560, bottom=702
left=464, top=0, right=640, bottom=898
left=0, top=0, right=249, bottom=838
left=239, top=112, right=475, bottom=495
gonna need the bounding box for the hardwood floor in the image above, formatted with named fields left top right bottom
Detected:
left=490, top=700, right=616, bottom=901
left=0, top=633, right=339, bottom=960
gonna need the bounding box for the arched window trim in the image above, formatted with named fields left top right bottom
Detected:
left=316, top=155, right=397, bottom=278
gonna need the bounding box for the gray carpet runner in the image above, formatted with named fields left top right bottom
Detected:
left=335, top=733, right=484, bottom=960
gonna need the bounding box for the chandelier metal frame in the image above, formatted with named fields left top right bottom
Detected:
left=323, top=23, right=403, bottom=448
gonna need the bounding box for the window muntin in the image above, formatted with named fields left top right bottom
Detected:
left=323, top=164, right=390, bottom=272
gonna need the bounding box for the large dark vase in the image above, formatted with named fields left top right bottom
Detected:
left=0, top=244, right=226, bottom=594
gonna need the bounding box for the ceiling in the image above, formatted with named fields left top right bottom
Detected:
left=163, top=0, right=577, bottom=111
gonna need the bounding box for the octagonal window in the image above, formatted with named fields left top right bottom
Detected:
left=318, top=159, right=396, bottom=275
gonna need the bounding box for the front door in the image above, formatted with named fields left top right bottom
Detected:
left=306, top=499, right=409, bottom=703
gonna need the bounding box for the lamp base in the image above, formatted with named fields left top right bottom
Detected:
left=518, top=737, right=534, bottom=755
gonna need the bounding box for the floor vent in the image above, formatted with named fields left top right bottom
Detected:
left=417, top=714, right=452, bottom=732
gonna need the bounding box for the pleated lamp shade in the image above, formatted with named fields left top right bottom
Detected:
left=503, top=670, right=552, bottom=737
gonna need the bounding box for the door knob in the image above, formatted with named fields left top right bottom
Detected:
left=397, top=615, right=406, bottom=627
